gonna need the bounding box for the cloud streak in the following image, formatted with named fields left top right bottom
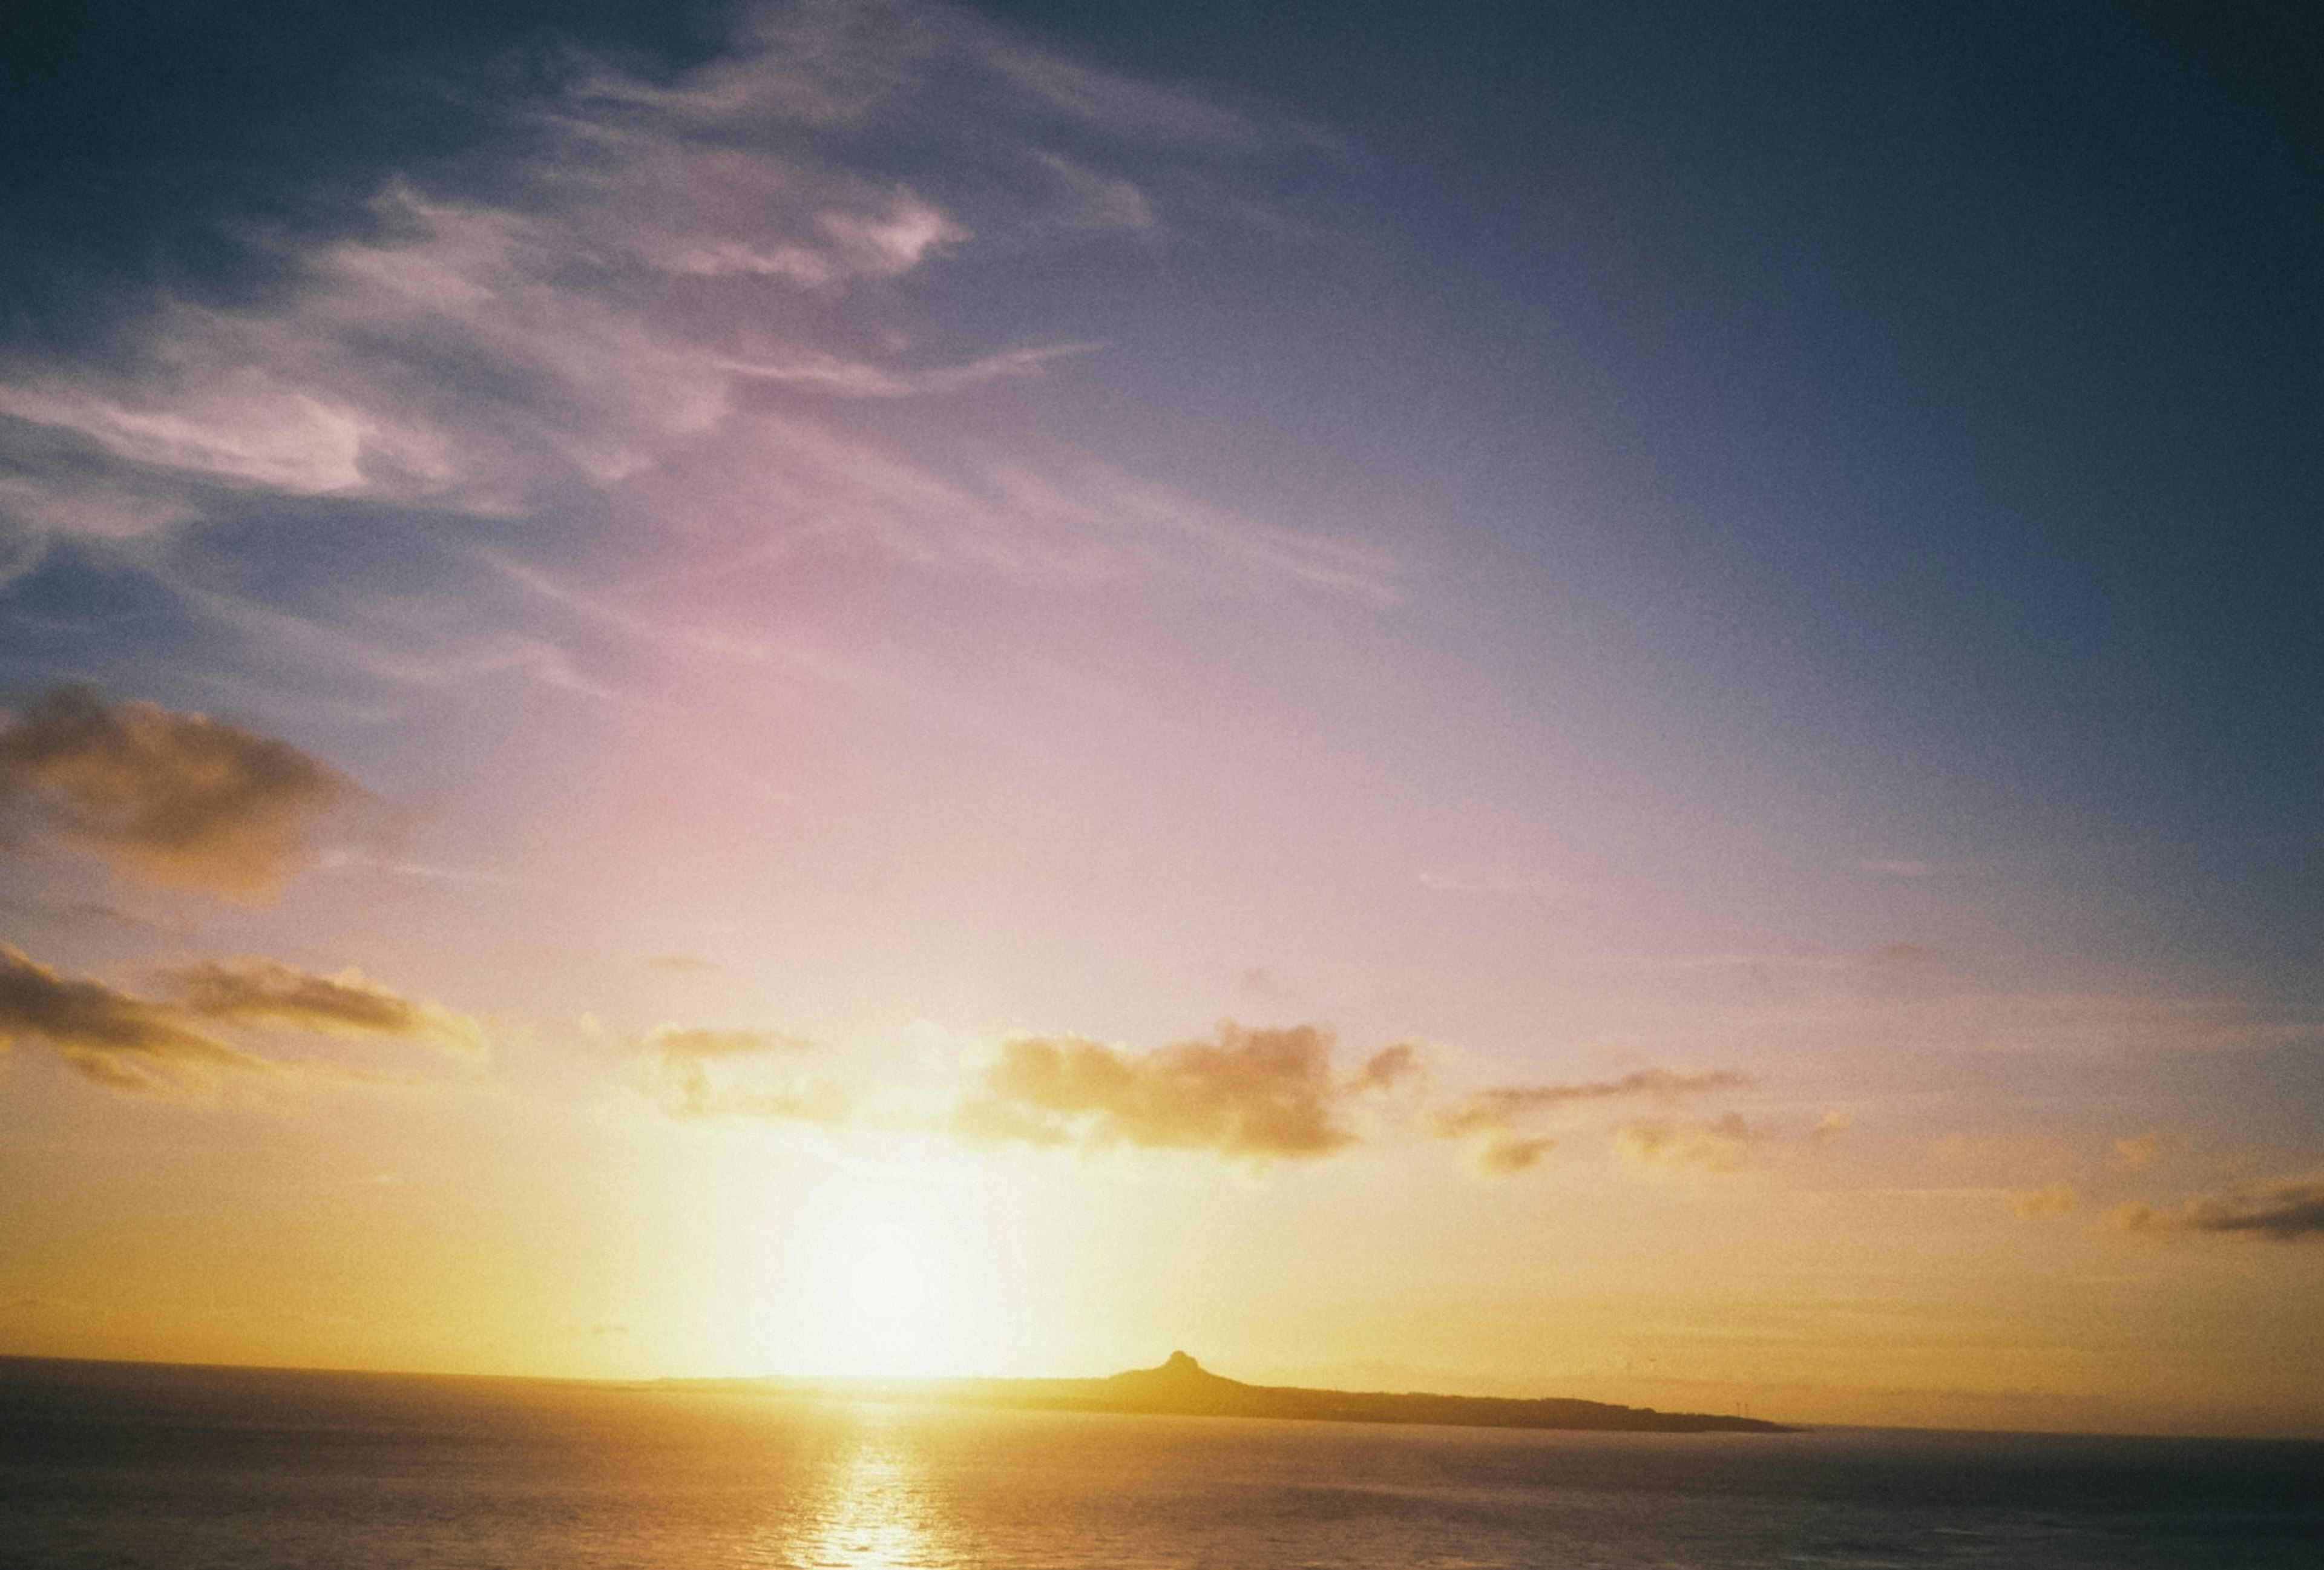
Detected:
left=165, top=956, right=487, bottom=1059
left=0, top=686, right=370, bottom=901
left=1425, top=1067, right=1753, bottom=1135
left=2113, top=1175, right=2324, bottom=1243
left=640, top=1024, right=815, bottom=1062
left=0, top=943, right=465, bottom=1099
left=1422, top=1066, right=1752, bottom=1177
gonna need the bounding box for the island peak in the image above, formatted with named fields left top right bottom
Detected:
left=694, top=1357, right=1794, bottom=1434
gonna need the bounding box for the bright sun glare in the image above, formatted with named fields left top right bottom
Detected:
left=830, top=1218, right=945, bottom=1370
left=770, top=1166, right=1005, bottom=1378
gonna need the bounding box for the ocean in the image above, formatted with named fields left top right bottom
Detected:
left=1, top=1357, right=2316, bottom=1569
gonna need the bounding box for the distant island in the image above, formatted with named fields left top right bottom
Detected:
left=691, top=1352, right=1795, bottom=1434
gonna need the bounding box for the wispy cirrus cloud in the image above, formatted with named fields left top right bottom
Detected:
left=1425, top=1067, right=1753, bottom=1133
left=1422, top=1066, right=1751, bottom=1177
left=0, top=685, right=373, bottom=901
left=0, top=0, right=1382, bottom=609
left=721, top=342, right=1101, bottom=398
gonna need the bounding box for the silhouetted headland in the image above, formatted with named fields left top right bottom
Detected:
left=695, top=1352, right=1795, bottom=1433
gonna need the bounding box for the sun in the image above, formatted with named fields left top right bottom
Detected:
left=769, top=1164, right=1006, bottom=1378
left=826, top=1215, right=947, bottom=1374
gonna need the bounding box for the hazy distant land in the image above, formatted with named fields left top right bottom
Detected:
left=689, top=1352, right=1795, bottom=1434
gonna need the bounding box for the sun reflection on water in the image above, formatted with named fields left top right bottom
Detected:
left=787, top=1411, right=949, bottom=1569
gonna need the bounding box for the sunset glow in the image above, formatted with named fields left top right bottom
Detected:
left=0, top=0, right=2317, bottom=1450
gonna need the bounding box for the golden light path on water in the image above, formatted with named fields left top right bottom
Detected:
left=784, top=1410, right=947, bottom=1570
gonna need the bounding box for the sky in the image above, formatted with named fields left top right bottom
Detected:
left=0, top=0, right=2318, bottom=1438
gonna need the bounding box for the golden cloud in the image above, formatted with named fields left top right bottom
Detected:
left=1471, top=1132, right=1556, bottom=1177
left=2011, top=1183, right=2080, bottom=1219
left=1349, top=1040, right=1423, bottom=1092
left=0, top=686, right=367, bottom=901
left=2112, top=1174, right=2324, bottom=1243
left=166, top=956, right=487, bottom=1059
left=638, top=1024, right=813, bottom=1060
left=661, top=1072, right=853, bottom=1123
left=634, top=1020, right=843, bottom=1124
left=953, top=1022, right=1373, bottom=1163
left=1615, top=1112, right=1766, bottom=1177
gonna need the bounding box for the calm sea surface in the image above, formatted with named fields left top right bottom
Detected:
left=2, top=1358, right=2317, bottom=1569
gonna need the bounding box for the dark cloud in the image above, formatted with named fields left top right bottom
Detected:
left=2113, top=1175, right=2324, bottom=1243
left=0, top=942, right=474, bottom=1098
left=166, top=956, right=485, bottom=1058
left=0, top=941, right=265, bottom=1093
left=0, top=685, right=367, bottom=900
left=954, top=1022, right=1373, bottom=1163
left=0, top=942, right=343, bottom=1097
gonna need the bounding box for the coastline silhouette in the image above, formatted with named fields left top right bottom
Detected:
left=695, top=1352, right=1796, bottom=1433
